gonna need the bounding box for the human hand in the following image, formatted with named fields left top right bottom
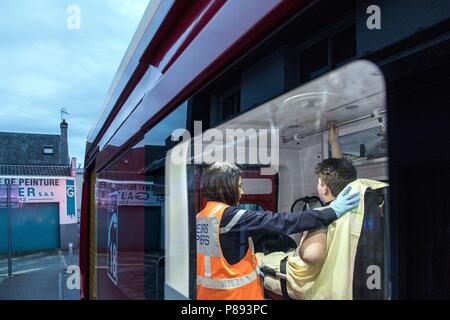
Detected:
left=329, top=186, right=360, bottom=218
left=328, top=122, right=339, bottom=145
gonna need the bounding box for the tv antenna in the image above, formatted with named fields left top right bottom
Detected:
left=61, top=107, right=70, bottom=121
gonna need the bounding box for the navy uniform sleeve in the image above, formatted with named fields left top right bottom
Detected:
left=221, top=206, right=337, bottom=237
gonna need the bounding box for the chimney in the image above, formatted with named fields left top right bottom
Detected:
left=60, top=119, right=69, bottom=165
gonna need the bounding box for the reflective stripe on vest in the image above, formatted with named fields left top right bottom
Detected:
left=219, top=209, right=246, bottom=234
left=209, top=204, right=226, bottom=217
left=197, top=203, right=262, bottom=299
left=197, top=268, right=260, bottom=289
left=200, top=204, right=226, bottom=277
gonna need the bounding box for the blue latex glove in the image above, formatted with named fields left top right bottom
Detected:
left=329, top=186, right=360, bottom=218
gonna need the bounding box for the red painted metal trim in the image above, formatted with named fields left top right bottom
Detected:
left=85, top=67, right=146, bottom=166
left=177, top=0, right=310, bottom=108
left=142, top=0, right=225, bottom=72
left=94, top=0, right=311, bottom=172
left=80, top=0, right=308, bottom=298
left=79, top=165, right=92, bottom=299
left=160, top=0, right=227, bottom=74
left=85, top=1, right=217, bottom=164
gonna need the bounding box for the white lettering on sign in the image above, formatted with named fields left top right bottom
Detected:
left=0, top=176, right=77, bottom=225
left=0, top=178, right=60, bottom=186
left=96, top=179, right=164, bottom=207
left=0, top=177, right=73, bottom=202
left=67, top=187, right=75, bottom=197
left=118, top=190, right=164, bottom=206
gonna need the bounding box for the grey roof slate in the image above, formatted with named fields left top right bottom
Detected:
left=0, top=164, right=71, bottom=176
left=0, top=131, right=65, bottom=165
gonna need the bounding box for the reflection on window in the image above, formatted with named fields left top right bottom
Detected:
left=221, top=91, right=240, bottom=121
left=333, top=25, right=356, bottom=66
left=299, top=39, right=329, bottom=83
left=143, top=101, right=188, bottom=300
left=145, top=102, right=188, bottom=147
left=144, top=102, right=188, bottom=171
left=337, top=127, right=388, bottom=161
left=299, top=23, right=356, bottom=84
left=238, top=203, right=264, bottom=211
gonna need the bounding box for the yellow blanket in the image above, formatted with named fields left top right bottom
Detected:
left=256, top=179, right=388, bottom=300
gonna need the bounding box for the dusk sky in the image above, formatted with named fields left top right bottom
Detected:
left=0, top=0, right=149, bottom=167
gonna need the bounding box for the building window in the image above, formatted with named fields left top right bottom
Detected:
left=218, top=84, right=241, bottom=123
left=299, top=39, right=329, bottom=83
left=43, top=145, right=54, bottom=155
left=144, top=101, right=188, bottom=170
left=209, top=83, right=241, bottom=126
left=221, top=91, right=240, bottom=121
left=332, top=24, right=356, bottom=66
left=298, top=22, right=356, bottom=84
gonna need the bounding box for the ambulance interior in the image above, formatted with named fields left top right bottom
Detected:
left=165, top=60, right=390, bottom=300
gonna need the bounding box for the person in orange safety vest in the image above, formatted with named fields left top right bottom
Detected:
left=196, top=162, right=360, bottom=300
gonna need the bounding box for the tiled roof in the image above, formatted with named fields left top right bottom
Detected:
left=0, top=165, right=71, bottom=176
left=0, top=131, right=67, bottom=165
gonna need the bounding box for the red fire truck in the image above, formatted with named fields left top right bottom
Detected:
left=80, top=0, right=450, bottom=299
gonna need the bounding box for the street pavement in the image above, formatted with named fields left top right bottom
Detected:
left=0, top=249, right=80, bottom=300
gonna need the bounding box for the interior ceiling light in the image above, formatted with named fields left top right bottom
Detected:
left=345, top=105, right=359, bottom=110
left=282, top=92, right=336, bottom=109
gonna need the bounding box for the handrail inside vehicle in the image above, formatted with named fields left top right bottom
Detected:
left=208, top=60, right=386, bottom=149
left=163, top=60, right=387, bottom=170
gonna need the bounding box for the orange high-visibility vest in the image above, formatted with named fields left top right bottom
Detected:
left=196, top=201, right=263, bottom=300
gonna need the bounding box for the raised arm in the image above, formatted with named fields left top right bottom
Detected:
left=328, top=123, right=343, bottom=159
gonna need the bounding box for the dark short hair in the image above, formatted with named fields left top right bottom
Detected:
left=201, top=162, right=241, bottom=206
left=315, top=158, right=357, bottom=197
